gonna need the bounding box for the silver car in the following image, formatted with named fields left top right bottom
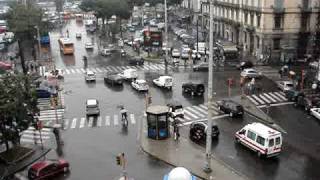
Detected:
left=86, top=99, right=100, bottom=116
left=240, top=68, right=262, bottom=78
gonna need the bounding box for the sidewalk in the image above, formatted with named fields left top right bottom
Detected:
left=140, top=116, right=249, bottom=180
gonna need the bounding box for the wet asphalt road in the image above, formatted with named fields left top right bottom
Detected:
left=42, top=18, right=320, bottom=180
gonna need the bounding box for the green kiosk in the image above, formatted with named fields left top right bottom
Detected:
left=146, top=105, right=170, bottom=140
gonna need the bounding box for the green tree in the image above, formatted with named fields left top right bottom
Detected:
left=6, top=3, right=44, bottom=74
left=0, top=74, right=38, bottom=151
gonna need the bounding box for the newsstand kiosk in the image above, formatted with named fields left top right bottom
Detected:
left=146, top=105, right=170, bottom=140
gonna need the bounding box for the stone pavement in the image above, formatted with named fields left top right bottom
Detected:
left=140, top=115, right=249, bottom=180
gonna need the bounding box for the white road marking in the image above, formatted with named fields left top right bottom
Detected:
left=257, top=102, right=294, bottom=108
left=252, top=94, right=265, bottom=104
left=105, top=116, right=110, bottom=126
left=247, top=96, right=259, bottom=105
left=274, top=92, right=287, bottom=101
left=64, top=119, right=69, bottom=130
left=65, top=69, right=70, bottom=74
left=192, top=106, right=207, bottom=115
left=97, top=116, right=102, bottom=127
left=75, top=69, right=82, bottom=73
left=180, top=114, right=229, bottom=126
left=71, top=118, right=77, bottom=129
left=259, top=94, right=271, bottom=104
left=114, top=115, right=119, bottom=125
left=268, top=92, right=282, bottom=101
left=184, top=109, right=199, bottom=119
left=70, top=69, right=76, bottom=74
left=79, top=117, right=85, bottom=128
left=186, top=107, right=206, bottom=117
left=80, top=68, right=86, bottom=73
left=130, top=114, right=135, bottom=124
left=264, top=93, right=277, bottom=103
left=88, top=117, right=93, bottom=127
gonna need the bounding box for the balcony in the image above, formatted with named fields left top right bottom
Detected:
left=244, top=24, right=255, bottom=32
left=242, top=5, right=262, bottom=12
left=299, top=6, right=312, bottom=13
left=272, top=6, right=285, bottom=14
left=214, top=1, right=240, bottom=9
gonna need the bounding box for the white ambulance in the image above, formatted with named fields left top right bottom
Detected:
left=235, top=122, right=282, bottom=158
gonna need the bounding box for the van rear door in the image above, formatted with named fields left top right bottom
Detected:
left=267, top=136, right=282, bottom=155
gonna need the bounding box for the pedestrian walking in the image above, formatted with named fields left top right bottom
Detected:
left=120, top=106, right=128, bottom=127
left=173, top=119, right=180, bottom=141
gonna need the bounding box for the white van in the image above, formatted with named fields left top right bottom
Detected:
left=118, top=68, right=138, bottom=80
left=235, top=122, right=282, bottom=158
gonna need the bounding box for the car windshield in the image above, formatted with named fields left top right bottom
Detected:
left=286, top=84, right=294, bottom=87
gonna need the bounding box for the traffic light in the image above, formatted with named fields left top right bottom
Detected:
left=116, top=155, right=122, bottom=166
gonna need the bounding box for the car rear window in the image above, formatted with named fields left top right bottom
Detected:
left=276, top=137, right=281, bottom=145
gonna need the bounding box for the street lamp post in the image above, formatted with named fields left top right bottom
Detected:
left=164, top=0, right=168, bottom=67
left=203, top=0, right=214, bottom=173
left=35, top=26, right=41, bottom=61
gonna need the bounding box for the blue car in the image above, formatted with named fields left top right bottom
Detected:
left=36, top=89, right=51, bottom=98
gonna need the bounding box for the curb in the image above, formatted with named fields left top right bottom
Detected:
left=139, top=135, right=250, bottom=180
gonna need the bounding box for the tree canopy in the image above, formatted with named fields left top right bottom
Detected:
left=6, top=3, right=43, bottom=41
left=0, top=73, right=38, bottom=151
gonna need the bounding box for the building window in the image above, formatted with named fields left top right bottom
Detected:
left=274, top=0, right=284, bottom=9
left=274, top=15, right=282, bottom=29
left=302, top=0, right=309, bottom=8
left=257, top=14, right=261, bottom=27
left=250, top=14, right=254, bottom=26
left=256, top=36, right=260, bottom=49
left=236, top=10, right=239, bottom=21
left=244, top=13, right=248, bottom=24
left=273, top=38, right=281, bottom=50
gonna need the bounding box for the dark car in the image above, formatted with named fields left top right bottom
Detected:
left=182, top=82, right=205, bottom=96
left=236, top=61, right=253, bottom=70
left=128, top=56, right=144, bottom=65
left=285, top=89, right=304, bottom=102
left=36, top=89, right=52, bottom=98
left=217, top=100, right=244, bottom=117
left=104, top=72, right=124, bottom=85
left=28, top=159, right=69, bottom=180
left=167, top=102, right=184, bottom=118
left=294, top=95, right=320, bottom=111
left=193, top=62, right=209, bottom=71
left=189, top=122, right=219, bottom=142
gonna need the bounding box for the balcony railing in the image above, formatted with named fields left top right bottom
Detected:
left=299, top=5, right=312, bottom=13
left=272, top=6, right=285, bottom=14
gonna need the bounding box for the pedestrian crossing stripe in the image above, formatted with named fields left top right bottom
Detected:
left=71, top=118, right=77, bottom=129
left=184, top=109, right=199, bottom=119
left=20, top=127, right=53, bottom=144
left=81, top=68, right=86, bottom=73
left=80, top=117, right=85, bottom=128
left=76, top=69, right=82, bottom=73
left=97, top=117, right=102, bottom=127
left=70, top=69, right=76, bottom=74
left=130, top=114, right=136, bottom=124
left=247, top=91, right=289, bottom=106
left=185, top=107, right=205, bottom=118
left=114, top=115, right=119, bottom=125
left=65, top=69, right=70, bottom=74
left=88, top=117, right=93, bottom=127
left=105, top=116, right=110, bottom=126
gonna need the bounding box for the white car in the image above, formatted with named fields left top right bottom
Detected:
left=85, top=70, right=96, bottom=82
left=86, top=99, right=100, bottom=116
left=240, top=68, right=262, bottom=78
left=171, top=49, right=180, bottom=58
left=153, top=76, right=173, bottom=90
left=181, top=49, right=189, bottom=59
left=118, top=69, right=138, bottom=80
left=76, top=33, right=81, bottom=38
left=310, top=108, right=320, bottom=120
left=85, top=42, right=94, bottom=49
left=277, top=80, right=294, bottom=91
left=131, top=79, right=149, bottom=91
left=100, top=48, right=112, bottom=56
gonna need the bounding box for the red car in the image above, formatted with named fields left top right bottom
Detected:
left=28, top=159, right=70, bottom=179
left=0, top=61, right=12, bottom=70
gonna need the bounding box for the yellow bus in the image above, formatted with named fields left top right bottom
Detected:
left=58, top=38, right=74, bottom=55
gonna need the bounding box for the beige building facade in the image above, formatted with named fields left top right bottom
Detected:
left=184, top=0, right=320, bottom=63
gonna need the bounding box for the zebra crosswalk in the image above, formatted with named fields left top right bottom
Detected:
left=175, top=102, right=222, bottom=123
left=62, top=64, right=180, bottom=75
left=246, top=91, right=288, bottom=107
left=20, top=127, right=53, bottom=145
left=38, top=109, right=65, bottom=127
left=37, top=96, right=65, bottom=110
left=63, top=113, right=137, bottom=129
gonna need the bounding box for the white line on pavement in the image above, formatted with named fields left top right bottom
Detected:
left=97, top=116, right=102, bottom=127
left=71, top=118, right=77, bottom=129
left=130, top=114, right=135, bottom=124
left=180, top=114, right=229, bottom=126
left=257, top=102, right=294, bottom=108
left=105, top=116, right=110, bottom=126
left=114, top=115, right=118, bottom=125
left=79, top=117, right=85, bottom=128
left=88, top=117, right=93, bottom=127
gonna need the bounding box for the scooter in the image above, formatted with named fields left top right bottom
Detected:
left=120, top=49, right=126, bottom=57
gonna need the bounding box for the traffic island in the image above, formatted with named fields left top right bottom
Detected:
left=0, top=146, right=34, bottom=165
left=140, top=111, right=249, bottom=180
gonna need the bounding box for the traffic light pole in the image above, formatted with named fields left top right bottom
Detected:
left=203, top=0, right=214, bottom=173
left=164, top=0, right=168, bottom=67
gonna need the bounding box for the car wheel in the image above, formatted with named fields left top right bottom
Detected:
left=235, top=137, right=240, bottom=143
left=192, top=129, right=204, bottom=141
left=63, top=167, right=69, bottom=173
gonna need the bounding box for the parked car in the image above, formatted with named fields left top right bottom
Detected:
left=104, top=72, right=123, bottom=85
left=294, top=95, right=320, bottom=111
left=189, top=122, right=220, bottom=142
left=36, top=88, right=52, bottom=98
left=118, top=68, right=138, bottom=80
left=182, top=82, right=205, bottom=96
left=217, top=99, right=244, bottom=117
left=276, top=80, right=294, bottom=92
left=193, top=62, right=209, bottom=71
left=128, top=56, right=144, bottom=65
left=240, top=68, right=262, bottom=78
left=285, top=89, right=304, bottom=101
left=235, top=122, right=282, bottom=158
left=180, top=49, right=189, bottom=59
left=131, top=79, right=149, bottom=91
left=236, top=61, right=253, bottom=70
left=86, top=99, right=100, bottom=116
left=167, top=102, right=184, bottom=118
left=85, top=70, right=96, bottom=82
left=100, top=48, right=112, bottom=56
left=85, top=42, right=94, bottom=49
left=171, top=49, right=180, bottom=58
left=76, top=32, right=81, bottom=38
left=310, top=108, right=320, bottom=120
left=28, top=159, right=69, bottom=180
left=153, top=76, right=173, bottom=90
